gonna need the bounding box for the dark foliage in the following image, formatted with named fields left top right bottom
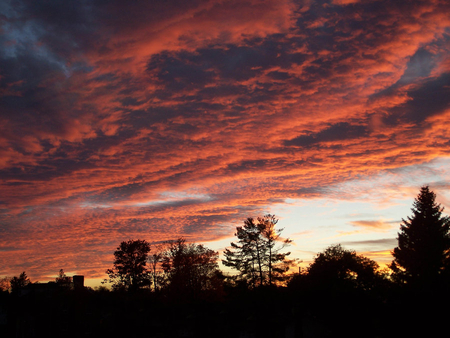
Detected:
left=223, top=214, right=294, bottom=287
left=10, top=271, right=31, bottom=294
left=390, top=186, right=450, bottom=290
left=56, top=269, right=72, bottom=287
left=4, top=200, right=450, bottom=337
left=161, top=238, right=223, bottom=300
left=103, top=239, right=151, bottom=291
left=304, top=244, right=385, bottom=291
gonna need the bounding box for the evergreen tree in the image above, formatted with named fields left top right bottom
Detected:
left=10, top=271, right=31, bottom=294
left=223, top=214, right=293, bottom=287
left=390, top=186, right=450, bottom=289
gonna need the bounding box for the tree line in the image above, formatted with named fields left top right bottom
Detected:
left=1, top=185, right=450, bottom=337
left=101, top=214, right=296, bottom=298
left=3, top=185, right=450, bottom=295
left=99, top=186, right=450, bottom=295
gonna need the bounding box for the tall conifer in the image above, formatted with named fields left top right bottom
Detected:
left=223, top=214, right=293, bottom=287
left=390, top=186, right=450, bottom=289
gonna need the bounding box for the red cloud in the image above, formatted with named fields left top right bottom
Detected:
left=1, top=0, right=450, bottom=282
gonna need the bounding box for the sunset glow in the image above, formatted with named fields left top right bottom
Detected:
left=1, top=0, right=450, bottom=286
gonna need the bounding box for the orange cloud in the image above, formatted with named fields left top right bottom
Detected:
left=349, top=220, right=395, bottom=232
left=1, top=0, right=450, bottom=282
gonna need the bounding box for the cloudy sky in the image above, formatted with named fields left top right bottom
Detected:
left=1, top=0, right=450, bottom=286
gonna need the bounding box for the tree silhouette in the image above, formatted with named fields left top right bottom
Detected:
left=161, top=238, right=222, bottom=297
left=10, top=271, right=31, bottom=294
left=390, top=186, right=450, bottom=289
left=56, top=269, right=72, bottom=287
left=104, top=239, right=151, bottom=291
left=148, top=244, right=165, bottom=292
left=223, top=214, right=294, bottom=287
left=288, top=244, right=388, bottom=338
left=305, top=244, right=382, bottom=291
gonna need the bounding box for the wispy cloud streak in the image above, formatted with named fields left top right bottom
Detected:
left=1, top=0, right=450, bottom=281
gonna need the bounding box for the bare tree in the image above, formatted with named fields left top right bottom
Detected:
left=148, top=243, right=165, bottom=292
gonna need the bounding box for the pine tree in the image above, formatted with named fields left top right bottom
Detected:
left=223, top=217, right=267, bottom=287
left=223, top=214, right=293, bottom=287
left=10, top=271, right=31, bottom=294
left=390, top=186, right=450, bottom=289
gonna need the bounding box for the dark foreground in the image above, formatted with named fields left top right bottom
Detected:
left=1, top=283, right=449, bottom=338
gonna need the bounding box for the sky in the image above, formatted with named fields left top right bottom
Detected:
left=1, top=0, right=450, bottom=287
